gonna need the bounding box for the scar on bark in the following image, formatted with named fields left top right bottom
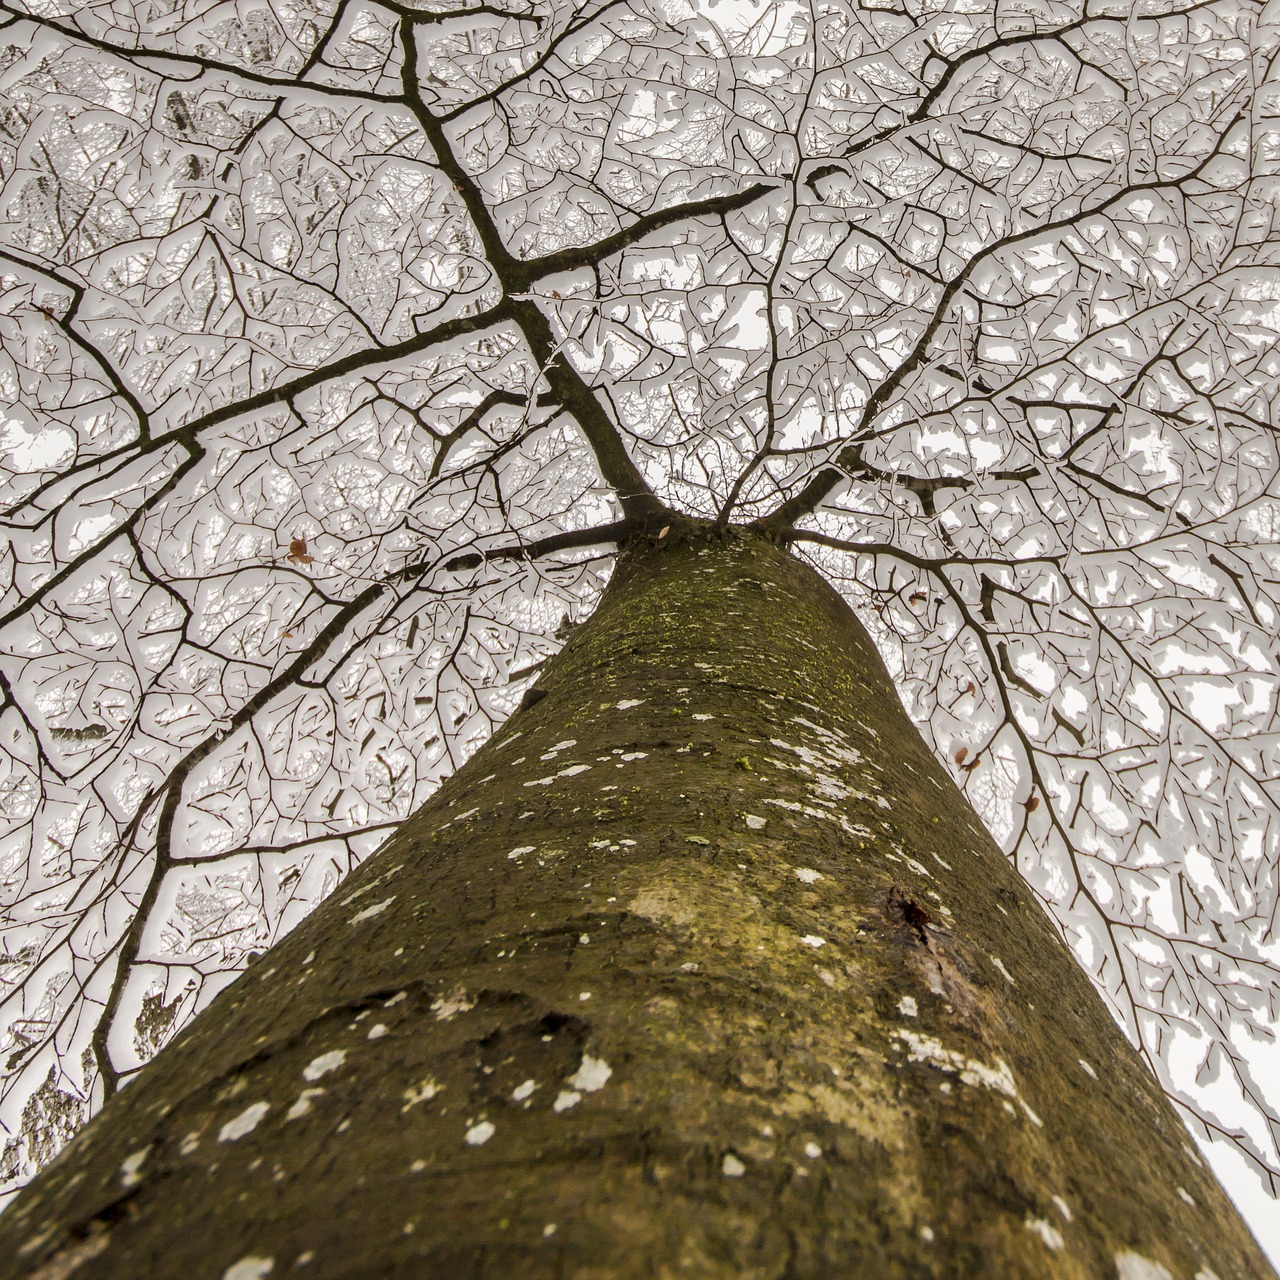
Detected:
left=886, top=886, right=933, bottom=946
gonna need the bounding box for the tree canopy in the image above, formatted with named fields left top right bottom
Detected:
left=0, top=0, right=1277, bottom=1253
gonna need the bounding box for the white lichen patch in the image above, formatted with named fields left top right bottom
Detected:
left=763, top=797, right=871, bottom=840
left=464, top=1120, right=495, bottom=1146
left=1052, top=1195, right=1073, bottom=1221
left=1078, top=1058, right=1098, bottom=1079
left=553, top=1090, right=581, bottom=1112
left=349, top=896, right=394, bottom=925
left=512, top=1079, right=537, bottom=1102
left=895, top=1030, right=1042, bottom=1126
left=303, top=1050, right=347, bottom=1082
left=793, top=867, right=823, bottom=884
left=800, top=935, right=826, bottom=948
left=989, top=956, right=1016, bottom=985
left=1115, top=1253, right=1174, bottom=1280
left=804, top=1142, right=822, bottom=1158
left=286, top=1089, right=325, bottom=1120
left=1176, top=1187, right=1195, bottom=1207
left=344, top=864, right=403, bottom=903
left=615, top=699, right=645, bottom=710
left=790, top=716, right=862, bottom=761
left=431, top=988, right=475, bottom=1020
left=619, top=752, right=647, bottom=761
left=119, top=1148, right=149, bottom=1188
left=722, top=1153, right=746, bottom=1177
left=220, top=1101, right=270, bottom=1142
left=1025, top=1218, right=1064, bottom=1250
left=402, top=1078, right=441, bottom=1110
left=526, top=762, right=592, bottom=785
left=367, top=1023, right=389, bottom=1040
left=508, top=845, right=536, bottom=860
left=744, top=813, right=766, bottom=829
left=898, top=996, right=918, bottom=1018
left=222, top=1257, right=273, bottom=1280
left=569, top=1055, right=612, bottom=1092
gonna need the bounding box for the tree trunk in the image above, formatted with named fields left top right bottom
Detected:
left=1, top=526, right=1271, bottom=1280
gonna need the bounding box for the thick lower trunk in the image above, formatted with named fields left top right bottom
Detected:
left=1, top=528, right=1270, bottom=1280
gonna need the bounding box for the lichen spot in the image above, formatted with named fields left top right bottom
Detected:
left=222, top=1258, right=273, bottom=1280
left=367, top=1023, right=389, bottom=1040
left=804, top=1142, right=822, bottom=1159
left=568, top=1055, right=612, bottom=1093
left=898, top=995, right=918, bottom=1018
left=512, top=1079, right=537, bottom=1102
left=1026, top=1218, right=1064, bottom=1250
left=744, top=814, right=766, bottom=829
left=1115, top=1254, right=1174, bottom=1280
left=800, top=935, right=825, bottom=948
left=615, top=699, right=645, bottom=710
left=219, top=1102, right=270, bottom=1142
left=349, top=896, right=394, bottom=925
left=722, top=1153, right=746, bottom=1177
left=1078, top=1058, right=1098, bottom=1079
left=119, top=1148, right=148, bottom=1188
left=431, top=989, right=476, bottom=1020
left=553, top=1090, right=581, bottom=1112
left=303, top=1049, right=347, bottom=1082
left=464, top=1120, right=495, bottom=1146
left=1176, top=1187, right=1195, bottom=1207
left=508, top=846, right=535, bottom=860
left=286, top=1089, right=325, bottom=1120
left=402, top=1078, right=441, bottom=1110
left=793, top=867, right=823, bottom=884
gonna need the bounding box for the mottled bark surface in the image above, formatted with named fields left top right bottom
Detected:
left=0, top=527, right=1270, bottom=1280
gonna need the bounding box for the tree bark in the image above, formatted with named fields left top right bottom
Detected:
left=1, top=526, right=1271, bottom=1280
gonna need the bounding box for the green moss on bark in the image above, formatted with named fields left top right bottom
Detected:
left=0, top=527, right=1271, bottom=1280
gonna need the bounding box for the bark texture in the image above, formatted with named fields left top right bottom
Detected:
left=0, top=527, right=1271, bottom=1280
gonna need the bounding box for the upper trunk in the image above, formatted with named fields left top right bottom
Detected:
left=1, top=526, right=1271, bottom=1280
